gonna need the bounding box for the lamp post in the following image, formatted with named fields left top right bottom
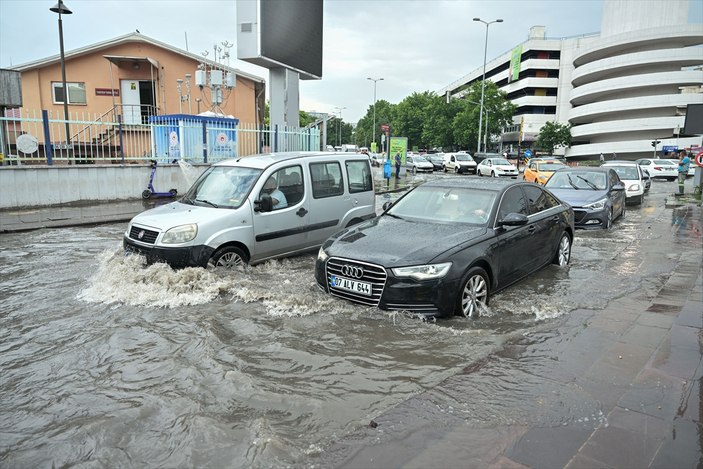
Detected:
left=334, top=106, right=346, bottom=147
left=50, top=0, right=73, bottom=157
left=367, top=77, right=383, bottom=150
left=473, top=17, right=502, bottom=154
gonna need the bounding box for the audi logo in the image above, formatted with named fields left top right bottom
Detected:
left=137, top=230, right=145, bottom=240
left=341, top=265, right=364, bottom=278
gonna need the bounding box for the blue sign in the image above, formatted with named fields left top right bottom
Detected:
left=662, top=145, right=678, bottom=153
left=524, top=150, right=533, bottom=158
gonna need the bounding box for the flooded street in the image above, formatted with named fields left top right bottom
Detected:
left=1, top=177, right=700, bottom=468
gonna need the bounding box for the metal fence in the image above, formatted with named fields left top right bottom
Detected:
left=0, top=108, right=321, bottom=165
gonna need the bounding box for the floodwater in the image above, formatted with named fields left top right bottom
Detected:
left=0, top=177, right=698, bottom=468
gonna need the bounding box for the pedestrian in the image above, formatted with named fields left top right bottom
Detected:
left=394, top=152, right=401, bottom=179
left=677, top=149, right=690, bottom=195
left=599, top=153, right=604, bottom=164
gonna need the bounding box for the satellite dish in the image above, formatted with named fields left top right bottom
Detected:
left=16, top=134, right=39, bottom=154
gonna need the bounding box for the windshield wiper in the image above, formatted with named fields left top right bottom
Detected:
left=196, top=199, right=219, bottom=208
left=576, top=175, right=599, bottom=190
left=566, top=174, right=579, bottom=190
left=385, top=212, right=403, bottom=220
left=181, top=195, right=194, bottom=205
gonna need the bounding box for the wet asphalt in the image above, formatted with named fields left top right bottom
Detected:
left=1, top=173, right=702, bottom=468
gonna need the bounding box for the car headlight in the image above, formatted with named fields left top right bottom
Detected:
left=392, top=262, right=452, bottom=280
left=584, top=198, right=607, bottom=210
left=627, top=183, right=641, bottom=191
left=317, top=246, right=329, bottom=262
left=161, top=223, right=197, bottom=244
left=538, top=174, right=548, bottom=180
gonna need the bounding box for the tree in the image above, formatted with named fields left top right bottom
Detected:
left=394, top=91, right=437, bottom=149
left=535, top=121, right=572, bottom=155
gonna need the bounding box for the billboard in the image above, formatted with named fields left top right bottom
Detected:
left=237, top=0, right=323, bottom=80
left=683, top=103, right=703, bottom=136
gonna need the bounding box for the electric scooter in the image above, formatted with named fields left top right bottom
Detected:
left=142, top=160, right=178, bottom=199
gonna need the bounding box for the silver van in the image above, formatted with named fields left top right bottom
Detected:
left=124, top=151, right=376, bottom=268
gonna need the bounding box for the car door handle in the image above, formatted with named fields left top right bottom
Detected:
left=527, top=225, right=536, bottom=233
left=296, top=207, right=308, bottom=217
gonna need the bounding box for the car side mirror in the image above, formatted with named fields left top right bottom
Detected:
left=497, top=213, right=528, bottom=227
left=254, top=193, right=273, bottom=212
left=382, top=201, right=393, bottom=211
left=612, top=183, right=625, bottom=191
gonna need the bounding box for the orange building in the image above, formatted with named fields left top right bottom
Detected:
left=5, top=32, right=267, bottom=163
left=14, top=32, right=265, bottom=125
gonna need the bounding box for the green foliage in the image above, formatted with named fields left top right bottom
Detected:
left=535, top=121, right=572, bottom=154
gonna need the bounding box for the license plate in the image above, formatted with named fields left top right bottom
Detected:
left=330, top=275, right=372, bottom=296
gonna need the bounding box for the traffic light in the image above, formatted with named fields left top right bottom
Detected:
left=651, top=139, right=660, bottom=147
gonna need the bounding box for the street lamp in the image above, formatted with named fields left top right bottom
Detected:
left=50, top=0, right=73, bottom=157
left=473, top=17, right=502, bottom=154
left=334, top=106, right=346, bottom=147
left=367, top=77, right=383, bottom=149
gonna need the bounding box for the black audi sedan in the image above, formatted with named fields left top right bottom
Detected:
left=314, top=178, right=575, bottom=319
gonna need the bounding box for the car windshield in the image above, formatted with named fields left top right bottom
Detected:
left=456, top=154, right=474, bottom=161
left=609, top=166, right=639, bottom=180
left=183, top=166, right=262, bottom=208
left=539, top=163, right=565, bottom=171
left=387, top=185, right=496, bottom=224
left=546, top=171, right=607, bottom=190
left=493, top=158, right=511, bottom=165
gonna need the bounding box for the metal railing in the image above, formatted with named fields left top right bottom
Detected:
left=0, top=108, right=321, bottom=165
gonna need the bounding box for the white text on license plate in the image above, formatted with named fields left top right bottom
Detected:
left=330, top=275, right=371, bottom=296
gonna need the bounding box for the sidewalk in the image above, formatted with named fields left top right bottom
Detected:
left=0, top=199, right=159, bottom=233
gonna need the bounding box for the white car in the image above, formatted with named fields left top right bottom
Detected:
left=601, top=162, right=646, bottom=205
left=662, top=158, right=696, bottom=177
left=406, top=154, right=434, bottom=173
left=635, top=158, right=678, bottom=181
left=443, top=152, right=477, bottom=174
left=476, top=157, right=519, bottom=178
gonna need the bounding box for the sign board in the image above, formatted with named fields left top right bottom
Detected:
left=662, top=145, right=678, bottom=153
left=695, top=151, right=703, bottom=168
left=380, top=123, right=390, bottom=134
left=524, top=149, right=533, bottom=158
left=389, top=137, right=408, bottom=165
left=95, top=88, right=119, bottom=97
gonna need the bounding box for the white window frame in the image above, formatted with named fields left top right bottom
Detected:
left=52, top=82, right=87, bottom=105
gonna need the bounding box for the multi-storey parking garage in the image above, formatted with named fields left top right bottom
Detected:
left=440, top=0, right=703, bottom=160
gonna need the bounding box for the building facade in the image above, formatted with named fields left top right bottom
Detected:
left=13, top=32, right=265, bottom=126
left=440, top=0, right=703, bottom=160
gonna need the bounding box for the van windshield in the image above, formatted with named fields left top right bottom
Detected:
left=183, top=166, right=262, bottom=208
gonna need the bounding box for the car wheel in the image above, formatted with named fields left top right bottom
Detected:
left=491, top=171, right=497, bottom=178
left=605, top=208, right=613, bottom=229
left=412, top=166, right=417, bottom=174
left=456, top=266, right=490, bottom=318
left=454, top=166, right=460, bottom=174
left=621, top=202, right=626, bottom=219
left=443, top=166, right=448, bottom=173
left=210, top=246, right=248, bottom=268
left=478, top=169, right=482, bottom=177
left=552, top=232, right=571, bottom=266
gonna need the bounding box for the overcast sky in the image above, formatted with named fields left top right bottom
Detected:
left=1, top=0, right=701, bottom=123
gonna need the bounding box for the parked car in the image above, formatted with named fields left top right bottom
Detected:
left=662, top=158, right=696, bottom=177
left=523, top=159, right=566, bottom=185
left=635, top=158, right=678, bottom=181
left=601, top=161, right=646, bottom=205
left=443, top=152, right=478, bottom=174
left=369, top=153, right=383, bottom=167
left=315, top=178, right=575, bottom=319
left=406, top=154, right=434, bottom=173
left=476, top=157, right=519, bottom=178
left=544, top=167, right=626, bottom=229
left=426, top=154, right=445, bottom=171
left=124, top=151, right=376, bottom=269
left=472, top=152, right=503, bottom=165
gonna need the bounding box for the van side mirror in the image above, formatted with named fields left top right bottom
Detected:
left=382, top=201, right=393, bottom=211
left=255, top=193, right=273, bottom=212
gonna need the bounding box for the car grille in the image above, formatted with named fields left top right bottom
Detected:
left=325, top=257, right=386, bottom=306
left=385, top=302, right=439, bottom=313
left=573, top=210, right=587, bottom=223
left=128, top=225, right=159, bottom=245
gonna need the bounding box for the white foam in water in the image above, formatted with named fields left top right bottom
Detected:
left=78, top=249, right=232, bottom=307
